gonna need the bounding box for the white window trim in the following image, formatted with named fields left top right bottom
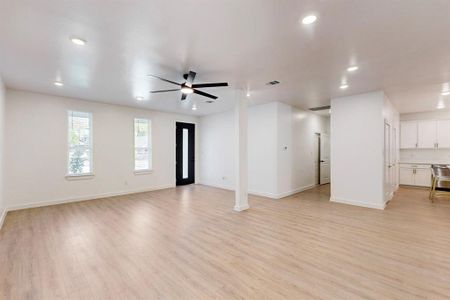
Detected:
left=133, top=170, right=153, bottom=175
left=65, top=173, right=95, bottom=180
left=66, top=110, right=94, bottom=178
left=134, top=118, right=152, bottom=173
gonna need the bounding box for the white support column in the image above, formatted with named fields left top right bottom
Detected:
left=234, top=90, right=249, bottom=212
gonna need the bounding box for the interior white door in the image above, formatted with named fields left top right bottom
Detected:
left=384, top=123, right=392, bottom=200
left=319, top=133, right=330, bottom=184
left=391, top=127, right=397, bottom=189
left=417, top=120, right=437, bottom=148
left=437, top=120, right=450, bottom=148
left=400, top=121, right=417, bottom=149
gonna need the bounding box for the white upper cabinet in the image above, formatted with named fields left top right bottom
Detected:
left=437, top=120, right=450, bottom=149
left=417, top=120, right=437, bottom=148
left=400, top=121, right=418, bottom=149
left=400, top=119, right=450, bottom=149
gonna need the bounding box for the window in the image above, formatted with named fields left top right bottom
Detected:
left=134, top=118, right=152, bottom=171
left=67, top=111, right=92, bottom=176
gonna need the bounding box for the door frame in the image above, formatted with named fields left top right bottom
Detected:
left=319, top=132, right=330, bottom=185
left=315, top=132, right=330, bottom=185
left=384, top=120, right=393, bottom=201
left=174, top=121, right=197, bottom=186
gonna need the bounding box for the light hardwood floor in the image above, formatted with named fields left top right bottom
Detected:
left=1, top=185, right=450, bottom=299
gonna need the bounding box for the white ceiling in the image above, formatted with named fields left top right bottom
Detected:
left=1, top=0, right=450, bottom=116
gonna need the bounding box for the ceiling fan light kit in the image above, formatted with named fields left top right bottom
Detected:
left=181, top=87, right=194, bottom=94
left=149, top=70, right=228, bottom=101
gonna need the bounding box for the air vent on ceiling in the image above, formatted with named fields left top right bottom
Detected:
left=205, top=100, right=215, bottom=104
left=309, top=105, right=331, bottom=112
left=266, top=80, right=280, bottom=86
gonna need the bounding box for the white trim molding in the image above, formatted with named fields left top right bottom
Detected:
left=7, top=184, right=175, bottom=212
left=198, top=182, right=317, bottom=200
left=0, top=208, right=7, bottom=231
left=330, top=197, right=386, bottom=210
left=234, top=204, right=250, bottom=212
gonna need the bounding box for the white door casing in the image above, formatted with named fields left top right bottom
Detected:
left=320, top=133, right=330, bottom=185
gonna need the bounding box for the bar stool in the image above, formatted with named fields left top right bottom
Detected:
left=429, top=165, right=450, bottom=202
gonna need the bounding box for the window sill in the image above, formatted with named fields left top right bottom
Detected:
left=134, top=169, right=153, bottom=175
left=65, top=173, right=95, bottom=180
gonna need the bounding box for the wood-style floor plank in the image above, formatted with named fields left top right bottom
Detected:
left=1, top=185, right=450, bottom=299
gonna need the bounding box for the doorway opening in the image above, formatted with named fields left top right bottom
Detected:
left=315, top=133, right=330, bottom=185
left=176, top=122, right=195, bottom=186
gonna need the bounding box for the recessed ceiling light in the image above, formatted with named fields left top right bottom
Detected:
left=246, top=92, right=251, bottom=97
left=347, top=66, right=359, bottom=72
left=437, top=104, right=445, bottom=109
left=136, top=96, right=144, bottom=101
left=442, top=91, right=450, bottom=96
left=70, top=37, right=86, bottom=46
left=340, top=84, right=349, bottom=90
left=192, top=106, right=197, bottom=111
left=302, top=15, right=317, bottom=25
left=181, top=87, right=194, bottom=94
left=54, top=81, right=63, bottom=87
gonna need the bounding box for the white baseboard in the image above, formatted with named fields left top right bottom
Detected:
left=198, top=181, right=316, bottom=200
left=330, top=196, right=386, bottom=210
left=273, top=184, right=317, bottom=199
left=197, top=181, right=234, bottom=192
left=7, top=184, right=175, bottom=212
left=0, top=207, right=6, bottom=231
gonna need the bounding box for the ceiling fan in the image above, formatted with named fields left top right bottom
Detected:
left=149, top=71, right=228, bottom=101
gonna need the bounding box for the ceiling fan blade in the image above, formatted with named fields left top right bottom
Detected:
left=193, top=89, right=218, bottom=99
left=186, top=71, right=197, bottom=87
left=148, top=75, right=182, bottom=86
left=150, top=89, right=180, bottom=93
left=181, top=93, right=187, bottom=101
left=191, top=82, right=228, bottom=88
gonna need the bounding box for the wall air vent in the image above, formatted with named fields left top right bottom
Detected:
left=309, top=105, right=331, bottom=111
left=266, top=80, right=280, bottom=86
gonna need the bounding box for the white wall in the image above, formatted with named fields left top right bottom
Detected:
left=0, top=76, right=6, bottom=227
left=4, top=89, right=198, bottom=210
left=248, top=102, right=278, bottom=197
left=331, top=91, right=393, bottom=209
left=199, top=102, right=279, bottom=197
left=199, top=102, right=329, bottom=199
left=278, top=103, right=330, bottom=197
left=401, top=109, right=450, bottom=121
left=198, top=109, right=237, bottom=190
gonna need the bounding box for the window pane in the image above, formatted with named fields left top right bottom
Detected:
left=69, top=147, right=91, bottom=175
left=68, top=111, right=92, bottom=175
left=135, top=147, right=149, bottom=170
left=134, top=118, right=152, bottom=171
left=182, top=128, right=188, bottom=179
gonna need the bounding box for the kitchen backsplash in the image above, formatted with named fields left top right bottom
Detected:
left=400, top=149, right=450, bottom=164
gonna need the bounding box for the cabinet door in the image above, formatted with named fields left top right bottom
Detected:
left=400, top=121, right=417, bottom=149
left=414, top=168, right=432, bottom=187
left=399, top=167, right=414, bottom=185
left=417, top=120, right=437, bottom=149
left=437, top=120, right=450, bottom=148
